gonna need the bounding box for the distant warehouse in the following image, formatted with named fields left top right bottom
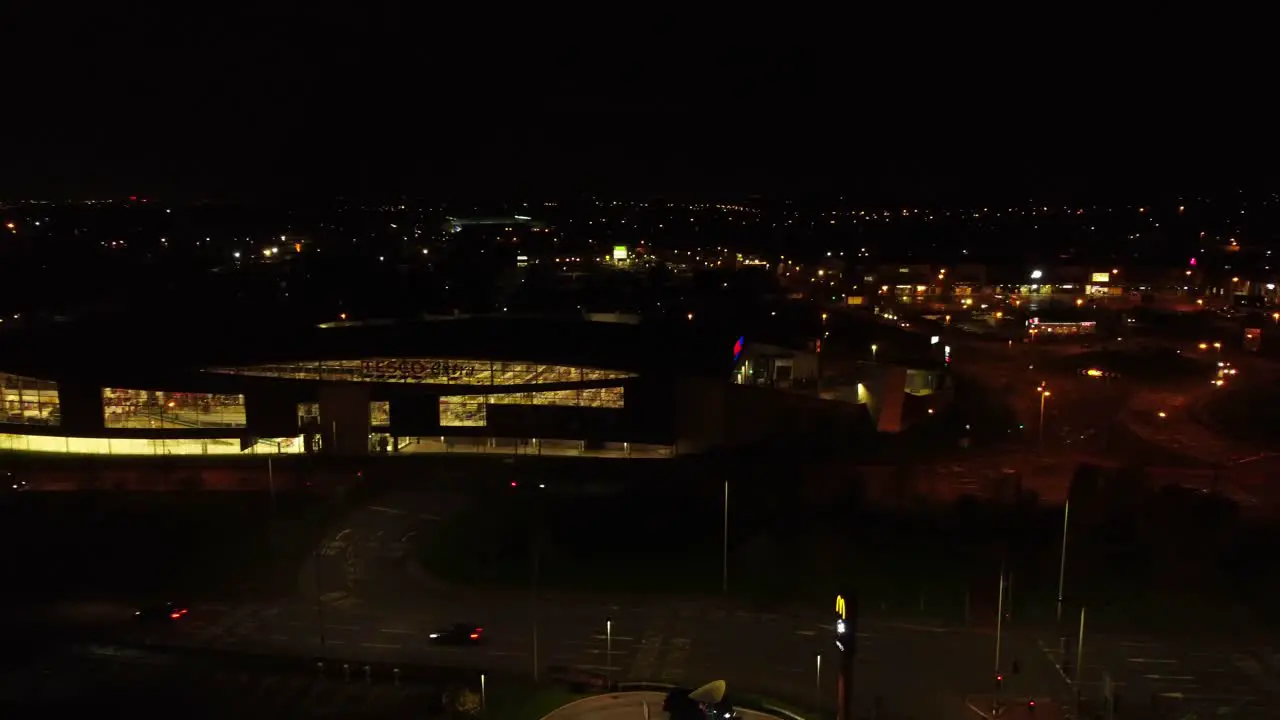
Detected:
left=0, top=315, right=890, bottom=459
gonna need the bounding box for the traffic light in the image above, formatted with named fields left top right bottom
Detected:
left=1027, top=699, right=1035, bottom=714
left=995, top=674, right=1003, bottom=690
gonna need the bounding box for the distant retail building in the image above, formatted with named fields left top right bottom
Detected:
left=0, top=315, right=942, bottom=459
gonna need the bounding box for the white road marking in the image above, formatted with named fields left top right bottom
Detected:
left=328, top=625, right=361, bottom=631
left=591, top=635, right=634, bottom=641
left=361, top=642, right=401, bottom=649
left=486, top=650, right=527, bottom=657
left=1144, top=674, right=1196, bottom=680
left=794, top=630, right=817, bottom=636
left=367, top=506, right=406, bottom=514
left=574, top=664, right=622, bottom=671
left=1127, top=658, right=1178, bottom=664
left=379, top=628, right=414, bottom=635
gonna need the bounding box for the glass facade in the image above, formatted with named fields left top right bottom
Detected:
left=441, top=386, right=623, bottom=427
left=102, top=388, right=247, bottom=429
left=370, top=400, right=391, bottom=426
left=1, top=372, right=60, bottom=425
left=0, top=433, right=303, bottom=455
left=298, top=402, right=319, bottom=428
left=206, top=359, right=635, bottom=386
left=440, top=395, right=487, bottom=426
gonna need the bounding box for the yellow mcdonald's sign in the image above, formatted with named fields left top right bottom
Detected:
left=835, top=594, right=846, bottom=620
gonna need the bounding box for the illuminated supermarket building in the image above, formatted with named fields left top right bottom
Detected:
left=0, top=315, right=879, bottom=459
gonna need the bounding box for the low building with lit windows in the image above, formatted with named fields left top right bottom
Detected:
left=0, top=315, right=869, bottom=460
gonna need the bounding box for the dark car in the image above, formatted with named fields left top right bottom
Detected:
left=427, top=623, right=484, bottom=646
left=134, top=601, right=189, bottom=622
left=663, top=688, right=739, bottom=719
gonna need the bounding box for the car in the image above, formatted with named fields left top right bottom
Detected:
left=133, top=601, right=189, bottom=622
left=427, top=623, right=484, bottom=646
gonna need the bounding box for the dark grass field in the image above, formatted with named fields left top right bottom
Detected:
left=0, top=491, right=339, bottom=603
left=419, top=471, right=1280, bottom=633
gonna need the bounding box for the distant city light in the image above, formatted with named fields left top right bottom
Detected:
left=1030, top=269, right=1043, bottom=280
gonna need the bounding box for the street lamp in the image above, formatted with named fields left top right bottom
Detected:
left=1038, top=389, right=1051, bottom=445
left=1056, top=497, right=1070, bottom=624
left=722, top=480, right=729, bottom=595
left=606, top=617, right=613, bottom=689
left=870, top=344, right=878, bottom=361
left=815, top=652, right=822, bottom=714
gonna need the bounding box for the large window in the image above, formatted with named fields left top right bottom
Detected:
left=102, top=388, right=246, bottom=429
left=440, top=395, right=486, bottom=426
left=0, top=433, right=302, bottom=455
left=298, top=402, right=319, bottom=429
left=1, top=372, right=59, bottom=425
left=441, top=387, right=623, bottom=426
left=206, top=359, right=634, bottom=386
left=370, top=401, right=391, bottom=426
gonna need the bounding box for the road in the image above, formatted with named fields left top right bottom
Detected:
left=1034, top=628, right=1276, bottom=718
left=28, top=485, right=1280, bottom=720
left=104, top=587, right=1010, bottom=719
left=41, top=488, right=1026, bottom=720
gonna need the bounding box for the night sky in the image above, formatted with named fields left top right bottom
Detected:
left=5, top=10, right=1274, bottom=201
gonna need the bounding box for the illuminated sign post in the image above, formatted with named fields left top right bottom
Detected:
left=833, top=593, right=856, bottom=720
left=612, top=245, right=629, bottom=261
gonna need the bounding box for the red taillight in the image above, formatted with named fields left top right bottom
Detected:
left=469, top=633, right=479, bottom=639
left=170, top=613, right=181, bottom=619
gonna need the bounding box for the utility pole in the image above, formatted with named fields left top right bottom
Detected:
left=314, top=546, right=326, bottom=647
left=722, top=480, right=729, bottom=595
left=531, top=532, right=540, bottom=682
left=1056, top=498, right=1070, bottom=624
left=994, top=563, right=1006, bottom=677
left=1075, top=606, right=1086, bottom=686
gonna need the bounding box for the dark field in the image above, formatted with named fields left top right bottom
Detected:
left=420, top=468, right=1280, bottom=633
left=0, top=491, right=338, bottom=603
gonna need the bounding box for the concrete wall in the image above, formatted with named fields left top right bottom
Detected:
left=318, top=384, right=371, bottom=457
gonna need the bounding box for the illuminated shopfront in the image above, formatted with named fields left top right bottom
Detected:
left=0, top=433, right=303, bottom=455
left=1, top=372, right=60, bottom=425
left=440, top=387, right=625, bottom=427
left=102, top=388, right=247, bottom=429
left=206, top=359, right=634, bottom=385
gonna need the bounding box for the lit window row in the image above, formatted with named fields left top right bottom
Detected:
left=1, top=372, right=60, bottom=426
left=207, top=359, right=634, bottom=386
left=103, top=388, right=246, bottom=429
left=440, top=386, right=624, bottom=427
left=0, top=433, right=302, bottom=456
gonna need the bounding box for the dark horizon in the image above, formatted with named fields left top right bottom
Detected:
left=8, top=11, right=1280, bottom=202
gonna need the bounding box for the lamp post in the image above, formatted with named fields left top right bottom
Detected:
left=994, top=564, right=1006, bottom=677
left=606, top=617, right=613, bottom=689
left=1038, top=389, right=1051, bottom=445
left=815, top=651, right=822, bottom=716
left=1056, top=498, right=1070, bottom=624
left=722, top=480, right=729, bottom=595
left=871, top=343, right=878, bottom=362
